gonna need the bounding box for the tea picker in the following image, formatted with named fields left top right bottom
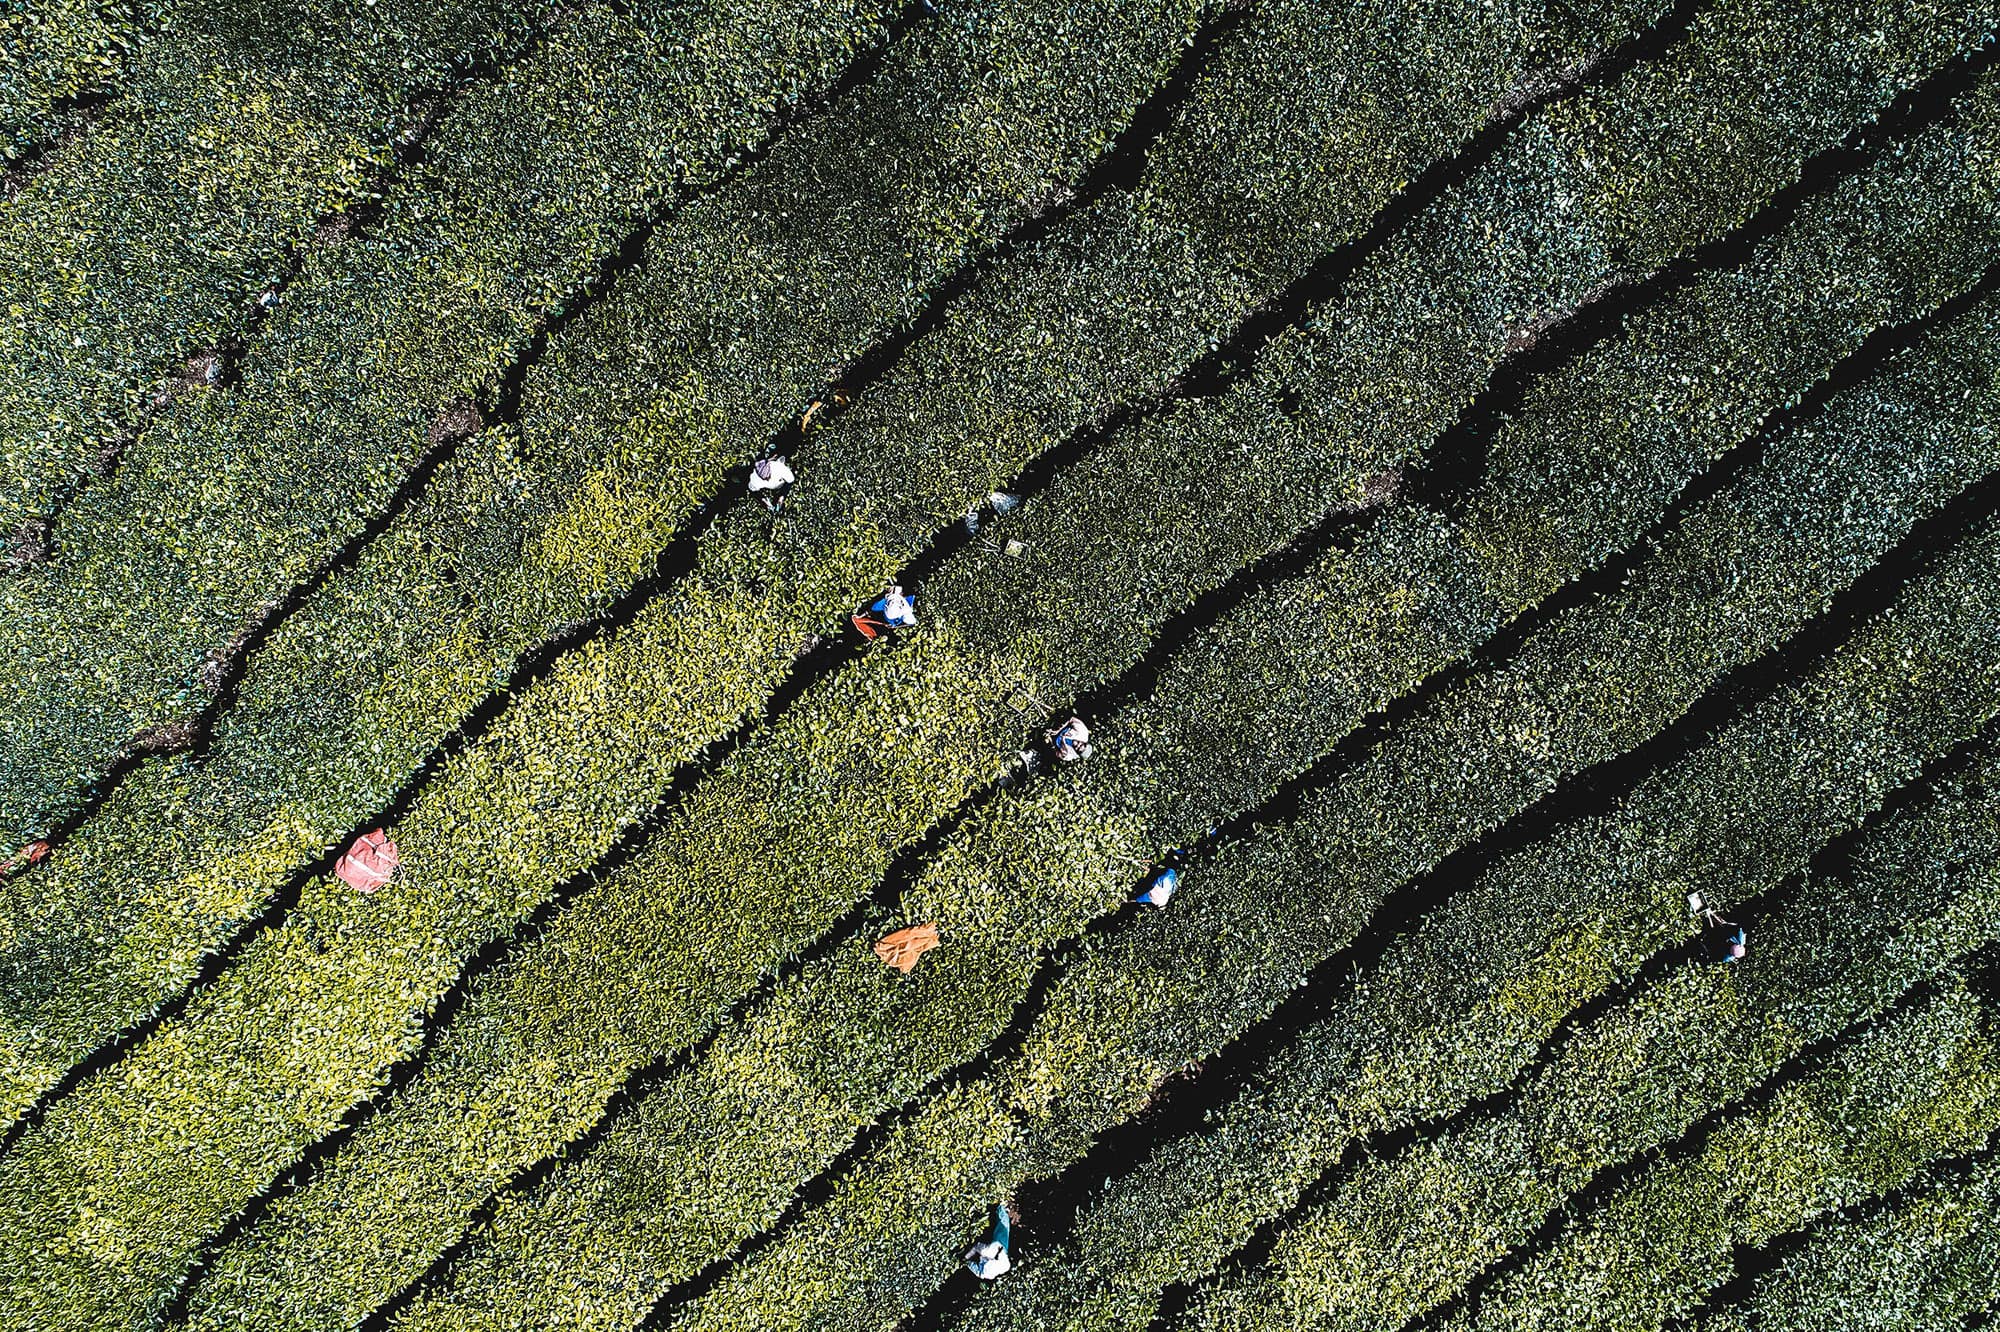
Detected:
left=964, top=1201, right=1012, bottom=1280
left=747, top=453, right=795, bottom=511
left=1135, top=867, right=1178, bottom=907
left=873, top=922, right=940, bottom=973
left=1050, top=716, right=1092, bottom=763
left=964, top=489, right=1023, bottom=536
left=335, top=829, right=400, bottom=894
left=1689, top=891, right=1747, bottom=964
left=880, top=586, right=916, bottom=627
left=851, top=584, right=917, bottom=641
left=1014, top=715, right=1093, bottom=775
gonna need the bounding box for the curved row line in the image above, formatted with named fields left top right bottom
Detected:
left=0, top=2, right=1672, bottom=1304
left=378, top=111, right=2000, bottom=1328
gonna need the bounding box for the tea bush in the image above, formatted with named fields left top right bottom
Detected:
left=1182, top=750, right=2000, bottom=1332
left=0, top=0, right=150, bottom=156
left=970, top=735, right=2000, bottom=1332
left=0, top=0, right=1659, bottom=1105
left=0, top=0, right=1993, bottom=1324
left=0, top=0, right=1211, bottom=1133
left=651, top=507, right=2000, bottom=1332
left=0, top=0, right=904, bottom=842
left=1691, top=1150, right=2000, bottom=1332
left=1429, top=985, right=2000, bottom=1332
left=151, top=7, right=1996, bottom=1325
left=0, top=0, right=560, bottom=533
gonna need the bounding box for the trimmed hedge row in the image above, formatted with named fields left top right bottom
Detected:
left=0, top=0, right=905, bottom=842
left=0, top=0, right=1668, bottom=1298
left=0, top=0, right=1624, bottom=1304
left=1180, top=744, right=2000, bottom=1332
left=184, top=309, right=1451, bottom=1328
left=0, top=0, right=556, bottom=533
left=1427, top=986, right=2000, bottom=1332
left=0, top=0, right=1211, bottom=1131
left=160, top=2, right=1232, bottom=1320
left=0, top=0, right=1655, bottom=1100
left=952, top=316, right=2000, bottom=1328
left=629, top=318, right=2000, bottom=1332
left=185, top=34, right=2000, bottom=1332
left=0, top=1, right=1978, bottom=1323
left=0, top=0, right=149, bottom=157
left=1228, top=0, right=1998, bottom=477
left=971, top=734, right=2000, bottom=1332
left=0, top=0, right=1248, bottom=1296
left=410, top=544, right=2000, bottom=1328
left=164, top=6, right=1990, bottom=1323
left=1692, top=1150, right=2000, bottom=1332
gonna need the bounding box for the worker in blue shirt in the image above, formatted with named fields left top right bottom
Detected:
left=1050, top=716, right=1092, bottom=763
left=1135, top=868, right=1178, bottom=907
left=852, top=585, right=916, bottom=640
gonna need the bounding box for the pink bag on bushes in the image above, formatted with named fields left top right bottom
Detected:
left=335, top=829, right=399, bottom=893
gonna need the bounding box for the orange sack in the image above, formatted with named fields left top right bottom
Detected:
left=873, top=923, right=940, bottom=974
left=335, top=829, right=400, bottom=893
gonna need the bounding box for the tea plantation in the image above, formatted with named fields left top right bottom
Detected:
left=2, top=0, right=1999, bottom=1328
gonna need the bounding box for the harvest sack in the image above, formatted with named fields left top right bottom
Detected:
left=873, top=923, right=940, bottom=973
left=335, top=829, right=400, bottom=893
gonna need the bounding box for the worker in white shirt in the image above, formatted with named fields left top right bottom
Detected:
left=878, top=585, right=916, bottom=628
left=747, top=454, right=795, bottom=510
left=964, top=1202, right=1012, bottom=1279
left=1050, top=716, right=1093, bottom=763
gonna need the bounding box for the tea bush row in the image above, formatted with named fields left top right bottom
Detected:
left=1691, top=1149, right=2000, bottom=1332
left=0, top=0, right=558, bottom=532
left=159, top=6, right=1984, bottom=1322
left=0, top=0, right=150, bottom=157
left=970, top=731, right=2000, bottom=1332
left=1213, top=0, right=1998, bottom=466
left=656, top=507, right=2000, bottom=1332
left=152, top=23, right=2000, bottom=1326
left=1183, top=746, right=2000, bottom=1332
left=0, top=0, right=1209, bottom=1128
left=0, top=0, right=1545, bottom=1314
left=0, top=0, right=1664, bottom=1262
left=0, top=0, right=1970, bottom=1321
left=0, top=0, right=1658, bottom=1106
left=159, top=4, right=1245, bottom=1320
left=0, top=0, right=903, bottom=840
left=1429, top=985, right=2000, bottom=1332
